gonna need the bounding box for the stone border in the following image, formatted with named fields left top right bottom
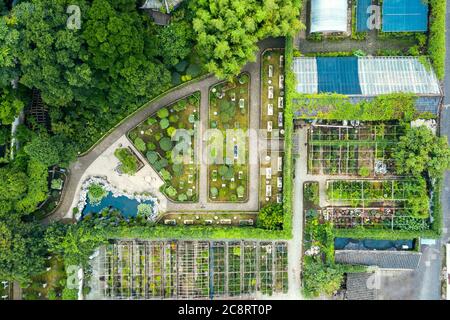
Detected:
left=75, top=176, right=159, bottom=221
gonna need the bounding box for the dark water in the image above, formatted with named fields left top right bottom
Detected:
left=82, top=192, right=156, bottom=218
left=334, top=238, right=414, bottom=251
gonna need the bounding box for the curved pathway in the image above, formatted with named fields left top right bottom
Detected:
left=46, top=37, right=285, bottom=224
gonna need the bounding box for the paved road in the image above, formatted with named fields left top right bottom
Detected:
left=414, top=0, right=450, bottom=300
left=46, top=38, right=285, bottom=223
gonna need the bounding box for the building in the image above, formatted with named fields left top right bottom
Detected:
left=292, top=56, right=442, bottom=115
left=382, top=0, right=429, bottom=32
left=310, top=0, right=348, bottom=34
left=335, top=250, right=422, bottom=271
left=140, top=0, right=184, bottom=26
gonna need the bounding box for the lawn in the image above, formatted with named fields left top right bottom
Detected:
left=208, top=74, right=250, bottom=202
left=129, top=93, right=200, bottom=202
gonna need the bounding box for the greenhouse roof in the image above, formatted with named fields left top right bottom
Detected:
left=335, top=250, right=422, bottom=270
left=293, top=56, right=441, bottom=96
left=382, top=0, right=428, bottom=32
left=310, top=0, right=348, bottom=33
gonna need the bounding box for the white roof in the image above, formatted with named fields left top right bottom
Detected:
left=310, top=0, right=348, bottom=33
left=357, top=57, right=440, bottom=95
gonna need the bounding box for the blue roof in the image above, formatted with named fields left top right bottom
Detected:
left=382, top=0, right=428, bottom=32
left=316, top=57, right=362, bottom=94
left=356, top=0, right=372, bottom=32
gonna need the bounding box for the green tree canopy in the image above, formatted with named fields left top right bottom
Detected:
left=188, top=0, right=303, bottom=79
left=393, top=126, right=450, bottom=179
left=0, top=217, right=46, bottom=283
left=257, top=203, right=283, bottom=230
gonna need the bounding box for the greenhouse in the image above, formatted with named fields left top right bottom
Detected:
left=293, top=56, right=442, bottom=114
left=310, top=0, right=348, bottom=33
left=89, top=240, right=288, bottom=300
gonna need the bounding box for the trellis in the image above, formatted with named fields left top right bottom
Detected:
left=92, top=240, right=288, bottom=300
left=307, top=124, right=401, bottom=175
left=325, top=179, right=427, bottom=230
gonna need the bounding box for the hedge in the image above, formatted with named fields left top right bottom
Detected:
left=104, top=225, right=287, bottom=241
left=282, top=35, right=295, bottom=238
left=428, top=0, right=446, bottom=80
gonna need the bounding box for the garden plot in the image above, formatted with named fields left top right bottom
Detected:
left=325, top=179, right=429, bottom=230
left=129, top=93, right=200, bottom=202
left=208, top=74, right=250, bottom=202
left=91, top=240, right=288, bottom=300
left=307, top=123, right=404, bottom=176
left=261, top=49, right=285, bottom=140
left=260, top=150, right=284, bottom=207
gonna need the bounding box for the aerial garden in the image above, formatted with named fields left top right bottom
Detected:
left=129, top=93, right=200, bottom=202
left=208, top=74, right=250, bottom=202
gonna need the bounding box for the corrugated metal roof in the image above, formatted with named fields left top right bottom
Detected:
left=335, top=250, right=422, bottom=270
left=293, top=57, right=441, bottom=96
left=310, top=0, right=348, bottom=33
left=346, top=273, right=377, bottom=300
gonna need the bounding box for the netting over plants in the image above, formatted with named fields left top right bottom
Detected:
left=91, top=240, right=288, bottom=300
left=307, top=124, right=403, bottom=175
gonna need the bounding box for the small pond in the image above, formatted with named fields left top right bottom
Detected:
left=82, top=192, right=156, bottom=218
left=334, top=238, right=415, bottom=251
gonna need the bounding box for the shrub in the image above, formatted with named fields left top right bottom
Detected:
left=167, top=127, right=176, bottom=137
left=358, top=166, right=370, bottom=177
left=257, top=204, right=283, bottom=230
left=137, top=203, right=153, bottom=219
left=51, top=178, right=63, bottom=190
left=165, top=186, right=177, bottom=198
left=174, top=60, right=188, bottom=73
left=236, top=185, right=245, bottom=198
left=88, top=184, right=107, bottom=205
left=171, top=72, right=181, bottom=85
left=157, top=108, right=169, bottom=119
left=178, top=193, right=188, bottom=201
left=134, top=137, right=146, bottom=152
left=173, top=163, right=184, bottom=175
left=114, top=148, right=138, bottom=175
left=304, top=182, right=319, bottom=207
left=186, top=63, right=201, bottom=77
left=147, top=118, right=157, bottom=126
left=210, top=187, right=219, bottom=198
left=173, top=100, right=187, bottom=112
left=159, top=137, right=173, bottom=152
left=169, top=114, right=179, bottom=123
left=160, top=118, right=170, bottom=129
left=62, top=288, right=78, bottom=300
left=146, top=142, right=156, bottom=151
left=146, top=151, right=158, bottom=164
left=160, top=168, right=172, bottom=181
